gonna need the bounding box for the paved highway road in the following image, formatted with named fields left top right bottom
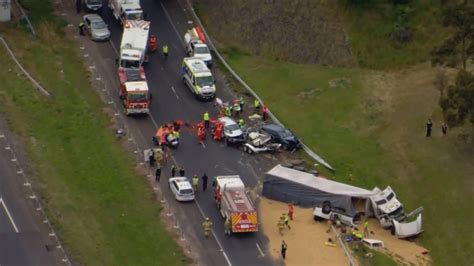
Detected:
left=0, top=119, right=64, bottom=265
left=60, top=0, right=288, bottom=264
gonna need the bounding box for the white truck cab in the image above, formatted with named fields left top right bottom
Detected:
left=182, top=57, right=216, bottom=100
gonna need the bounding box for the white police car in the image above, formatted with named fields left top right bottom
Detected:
left=168, top=177, right=195, bottom=202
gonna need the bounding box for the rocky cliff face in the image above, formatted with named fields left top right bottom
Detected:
left=196, top=0, right=354, bottom=67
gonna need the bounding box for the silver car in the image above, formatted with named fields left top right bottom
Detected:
left=83, top=14, right=110, bottom=41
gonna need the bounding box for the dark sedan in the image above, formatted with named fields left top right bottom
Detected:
left=261, top=123, right=301, bottom=151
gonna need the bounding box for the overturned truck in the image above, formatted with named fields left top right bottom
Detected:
left=263, top=165, right=423, bottom=239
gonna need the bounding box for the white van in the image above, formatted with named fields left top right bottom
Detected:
left=182, top=57, right=216, bottom=100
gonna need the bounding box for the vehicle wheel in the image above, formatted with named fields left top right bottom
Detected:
left=322, top=201, right=332, bottom=214
left=390, top=226, right=395, bottom=235
left=314, top=216, right=324, bottom=222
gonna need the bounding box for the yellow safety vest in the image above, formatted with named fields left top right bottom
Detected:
left=203, top=112, right=210, bottom=121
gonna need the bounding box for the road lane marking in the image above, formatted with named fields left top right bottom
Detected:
left=171, top=86, right=180, bottom=99
left=0, top=198, right=19, bottom=233
left=256, top=243, right=265, bottom=257
left=160, top=2, right=186, bottom=46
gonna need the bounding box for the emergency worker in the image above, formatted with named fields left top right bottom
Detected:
left=202, top=218, right=213, bottom=238
left=224, top=217, right=232, bottom=236
left=162, top=45, right=169, bottom=59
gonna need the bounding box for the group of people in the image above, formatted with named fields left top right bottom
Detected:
left=426, top=118, right=448, bottom=137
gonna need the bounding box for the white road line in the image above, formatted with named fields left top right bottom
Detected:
left=160, top=2, right=186, bottom=46
left=194, top=199, right=232, bottom=266
left=256, top=243, right=265, bottom=257
left=0, top=198, right=19, bottom=233
left=171, top=86, right=180, bottom=100
left=200, top=142, right=206, bottom=149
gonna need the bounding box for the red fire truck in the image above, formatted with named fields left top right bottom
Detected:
left=214, top=175, right=258, bottom=233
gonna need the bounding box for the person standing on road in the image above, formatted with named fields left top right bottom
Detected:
left=287, top=203, right=294, bottom=220
left=76, top=0, right=82, bottom=14
left=202, top=173, right=208, bottom=192
left=78, top=22, right=85, bottom=36
left=202, top=217, right=213, bottom=238
left=148, top=149, right=155, bottom=167
left=155, top=164, right=161, bottom=183
left=262, top=104, right=269, bottom=121
left=203, top=111, right=210, bottom=129
left=239, top=96, right=244, bottom=113
left=179, top=166, right=185, bottom=177
left=426, top=119, right=433, bottom=137
left=224, top=216, right=232, bottom=236
left=254, top=99, right=260, bottom=114
left=192, top=174, right=199, bottom=192
left=281, top=240, right=288, bottom=259
left=162, top=45, right=169, bottom=60
left=171, top=164, right=176, bottom=177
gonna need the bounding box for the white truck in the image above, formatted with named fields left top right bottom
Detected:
left=369, top=186, right=423, bottom=238
left=109, top=0, right=144, bottom=25
left=184, top=27, right=213, bottom=67
left=119, top=20, right=150, bottom=71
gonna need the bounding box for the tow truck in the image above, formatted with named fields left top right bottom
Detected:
left=214, top=175, right=258, bottom=233
left=184, top=27, right=213, bottom=67
left=109, top=0, right=144, bottom=25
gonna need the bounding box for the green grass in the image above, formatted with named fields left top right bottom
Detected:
left=220, top=50, right=474, bottom=265
left=0, top=5, right=185, bottom=266
left=341, top=0, right=451, bottom=69
left=354, top=249, right=397, bottom=266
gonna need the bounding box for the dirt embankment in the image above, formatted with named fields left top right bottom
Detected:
left=196, top=0, right=354, bottom=67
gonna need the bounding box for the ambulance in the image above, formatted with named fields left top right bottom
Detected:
left=182, top=57, right=216, bottom=100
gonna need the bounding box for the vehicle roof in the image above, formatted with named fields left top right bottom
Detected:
left=121, top=21, right=150, bottom=50
left=124, top=81, right=148, bottom=92
left=84, top=14, right=103, bottom=22
left=218, top=116, right=237, bottom=126
left=262, top=123, right=285, bottom=132
left=183, top=58, right=210, bottom=73
left=170, top=177, right=193, bottom=190
left=216, top=175, right=244, bottom=188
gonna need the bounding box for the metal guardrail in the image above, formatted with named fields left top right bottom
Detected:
left=184, top=0, right=334, bottom=171
left=331, top=225, right=357, bottom=266
left=0, top=36, right=50, bottom=97
left=15, top=0, right=37, bottom=40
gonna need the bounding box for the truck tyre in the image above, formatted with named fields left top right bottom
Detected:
left=322, top=201, right=332, bottom=214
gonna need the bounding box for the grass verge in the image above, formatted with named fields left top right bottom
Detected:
left=218, top=50, right=473, bottom=265
left=0, top=3, right=185, bottom=265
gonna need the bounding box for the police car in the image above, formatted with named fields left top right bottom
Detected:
left=168, top=177, right=195, bottom=202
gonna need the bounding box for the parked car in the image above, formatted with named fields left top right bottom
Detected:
left=84, top=0, right=103, bottom=13
left=168, top=177, right=195, bottom=202
left=83, top=14, right=110, bottom=41
left=218, top=116, right=245, bottom=144
left=261, top=123, right=301, bottom=150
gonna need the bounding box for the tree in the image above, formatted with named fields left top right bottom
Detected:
left=431, top=3, right=474, bottom=70
left=439, top=71, right=474, bottom=147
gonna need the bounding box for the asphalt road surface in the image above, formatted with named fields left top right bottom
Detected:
left=0, top=119, right=64, bottom=265
left=59, top=0, right=290, bottom=264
